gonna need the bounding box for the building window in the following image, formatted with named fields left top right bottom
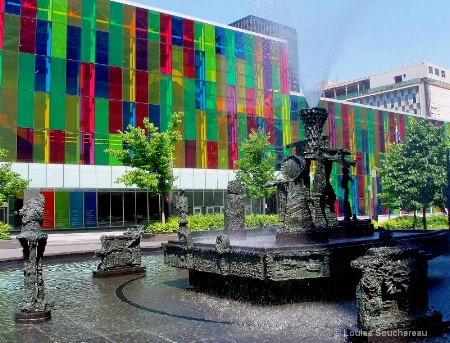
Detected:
left=428, top=66, right=433, bottom=73
left=435, top=68, right=440, bottom=76
left=442, top=70, right=446, bottom=78
left=394, top=75, right=402, bottom=83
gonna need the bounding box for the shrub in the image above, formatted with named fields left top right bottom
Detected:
left=378, top=215, right=448, bottom=230
left=144, top=213, right=280, bottom=234
left=0, top=222, right=11, bottom=240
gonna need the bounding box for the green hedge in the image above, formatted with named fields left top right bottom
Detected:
left=373, top=215, right=449, bottom=230
left=144, top=214, right=280, bottom=234
left=0, top=223, right=11, bottom=240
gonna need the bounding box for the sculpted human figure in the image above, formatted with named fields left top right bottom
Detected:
left=341, top=162, right=354, bottom=221
left=176, top=189, right=189, bottom=240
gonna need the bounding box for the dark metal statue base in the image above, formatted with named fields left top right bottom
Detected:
left=276, top=229, right=329, bottom=244
left=92, top=266, right=146, bottom=278
left=15, top=308, right=51, bottom=324
left=345, top=321, right=450, bottom=342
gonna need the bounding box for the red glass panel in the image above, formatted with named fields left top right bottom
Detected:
left=183, top=19, right=194, bottom=49
left=81, top=132, right=94, bottom=165
left=246, top=88, right=256, bottom=115
left=280, top=45, right=289, bottom=94
left=247, top=115, right=257, bottom=135
left=0, top=14, right=4, bottom=49
left=160, top=43, right=172, bottom=74
left=183, top=48, right=195, bottom=78
left=264, top=91, right=273, bottom=118
left=135, top=103, right=147, bottom=131
left=207, top=141, right=218, bottom=169
left=226, top=85, right=236, bottom=115
left=160, top=13, right=172, bottom=45
left=50, top=129, right=65, bottom=164
left=228, top=142, right=238, bottom=169
left=17, top=127, right=33, bottom=162
left=40, top=190, right=55, bottom=229
left=0, top=0, right=4, bottom=13
left=21, top=0, right=37, bottom=18
left=356, top=152, right=364, bottom=177
left=80, top=97, right=95, bottom=132
left=185, top=139, right=196, bottom=168
left=109, top=66, right=123, bottom=101
left=109, top=100, right=122, bottom=134
left=19, top=16, right=36, bottom=54
left=265, top=118, right=275, bottom=144
left=399, top=114, right=405, bottom=140
left=80, top=62, right=95, bottom=97
left=135, top=70, right=148, bottom=103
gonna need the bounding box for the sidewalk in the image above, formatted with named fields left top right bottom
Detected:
left=0, top=230, right=178, bottom=267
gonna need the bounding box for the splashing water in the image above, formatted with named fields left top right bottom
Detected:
left=244, top=0, right=368, bottom=108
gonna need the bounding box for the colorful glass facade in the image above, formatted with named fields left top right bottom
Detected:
left=0, top=0, right=449, bottom=228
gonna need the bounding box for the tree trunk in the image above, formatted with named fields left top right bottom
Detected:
left=422, top=207, right=427, bottom=230
left=413, top=211, right=417, bottom=229
left=262, top=197, right=266, bottom=215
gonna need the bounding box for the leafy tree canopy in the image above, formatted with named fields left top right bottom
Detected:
left=0, top=148, right=30, bottom=204
left=104, top=113, right=183, bottom=198
left=235, top=130, right=277, bottom=200
left=378, top=120, right=448, bottom=229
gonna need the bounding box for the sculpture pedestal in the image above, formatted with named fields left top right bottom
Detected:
left=276, top=229, right=329, bottom=244
left=15, top=308, right=51, bottom=324
left=345, top=321, right=450, bottom=342
left=92, top=266, right=146, bottom=278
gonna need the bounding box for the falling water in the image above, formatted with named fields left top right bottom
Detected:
left=244, top=0, right=368, bottom=108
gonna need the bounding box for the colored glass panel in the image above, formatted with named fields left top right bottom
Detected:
left=108, top=33, right=122, bottom=67
left=50, top=93, right=65, bottom=129
left=18, top=52, right=35, bottom=91
left=49, top=129, right=65, bottom=163
left=22, top=0, right=37, bottom=18
left=94, top=132, right=108, bottom=165
left=84, top=191, right=97, bottom=227
left=5, top=0, right=21, bottom=15
left=147, top=10, right=160, bottom=42
left=51, top=22, right=67, bottom=58
left=122, top=4, right=135, bottom=37
left=34, top=55, right=50, bottom=92
left=41, top=190, right=55, bottom=229
left=95, top=63, right=108, bottom=98
left=3, top=14, right=20, bottom=51
left=69, top=192, right=83, bottom=228
left=95, top=0, right=109, bottom=32
left=82, top=0, right=95, bottom=29
left=54, top=191, right=69, bottom=229
left=50, top=57, right=66, bottom=94
left=65, top=95, right=79, bottom=130
left=52, top=0, right=67, bottom=24
left=35, top=19, right=51, bottom=56
left=67, top=25, right=81, bottom=60
left=81, top=28, right=95, bottom=62
left=18, top=90, right=34, bottom=127
left=96, top=30, right=109, bottom=65
left=37, top=0, right=51, bottom=21
left=109, top=1, right=122, bottom=35
left=65, top=130, right=79, bottom=163
left=95, top=97, right=108, bottom=133
left=67, top=0, right=82, bottom=27
left=20, top=16, right=36, bottom=54
left=17, top=127, right=33, bottom=161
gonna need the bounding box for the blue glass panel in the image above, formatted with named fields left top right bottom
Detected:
left=95, top=64, right=109, bottom=99
left=35, top=55, right=50, bottom=92
left=69, top=192, right=83, bottom=228
left=149, top=104, right=160, bottom=131
left=84, top=192, right=97, bottom=228
left=215, top=27, right=225, bottom=55
left=274, top=119, right=283, bottom=146
left=256, top=116, right=265, bottom=132
left=194, top=50, right=205, bottom=80
left=122, top=101, right=136, bottom=132
left=96, top=31, right=109, bottom=65
left=235, top=31, right=245, bottom=59
left=67, top=25, right=81, bottom=61
left=5, top=0, right=21, bottom=15
left=172, top=16, right=183, bottom=47
left=290, top=95, right=299, bottom=121
left=66, top=60, right=80, bottom=95
left=195, top=80, right=206, bottom=110
left=36, top=20, right=52, bottom=57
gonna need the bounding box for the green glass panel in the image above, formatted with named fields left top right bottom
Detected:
left=205, top=52, right=216, bottom=82
left=68, top=0, right=82, bottom=27
left=2, top=51, right=19, bottom=89
left=172, top=46, right=183, bottom=75
left=33, top=129, right=47, bottom=163
left=122, top=36, right=135, bottom=70
left=244, top=34, right=254, bottom=62
left=160, top=74, right=172, bottom=107
left=160, top=106, right=172, bottom=132
left=1, top=88, right=18, bottom=127
left=226, top=55, right=236, bottom=85
left=82, top=0, right=96, bottom=29
left=108, top=33, right=122, bottom=67
left=51, top=57, right=66, bottom=94
left=282, top=120, right=290, bottom=146
left=148, top=10, right=160, bottom=42
left=225, top=29, right=235, bottom=56
left=172, top=76, right=184, bottom=108
left=65, top=95, right=79, bottom=131
left=148, top=72, right=160, bottom=105
left=55, top=191, right=70, bottom=229
left=206, top=82, right=216, bottom=111
left=237, top=114, right=247, bottom=158
left=50, top=93, right=66, bottom=130
left=19, top=53, right=36, bottom=91
left=18, top=90, right=34, bottom=128
left=0, top=125, right=17, bottom=159
left=206, top=110, right=218, bottom=141
left=273, top=92, right=282, bottom=119
left=109, top=1, right=123, bottom=35
left=96, top=0, right=110, bottom=32
left=245, top=60, right=254, bottom=89
left=184, top=108, right=196, bottom=140
left=272, top=66, right=280, bottom=92
left=65, top=131, right=79, bottom=164
left=51, top=22, right=67, bottom=59
left=108, top=134, right=122, bottom=166
left=0, top=51, right=2, bottom=87
left=194, top=22, right=205, bottom=51
left=122, top=4, right=135, bottom=37
left=204, top=24, right=215, bottom=53
left=34, top=92, right=49, bottom=129
left=184, top=78, right=195, bottom=110
left=52, top=0, right=68, bottom=24
left=37, top=0, right=52, bottom=21
left=82, top=28, right=96, bottom=62
left=147, top=41, right=160, bottom=73
left=95, top=98, right=108, bottom=133
left=94, top=132, right=109, bottom=165
left=218, top=141, right=228, bottom=169
left=3, top=14, right=20, bottom=51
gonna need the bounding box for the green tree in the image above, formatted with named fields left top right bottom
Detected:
left=0, top=148, right=30, bottom=205
left=235, top=130, right=277, bottom=214
left=379, top=120, right=447, bottom=229
left=105, top=113, right=183, bottom=224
